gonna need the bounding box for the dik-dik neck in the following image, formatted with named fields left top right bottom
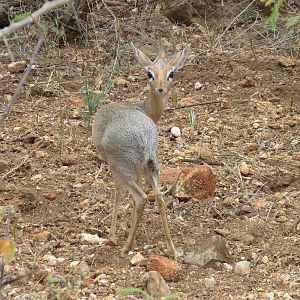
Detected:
left=142, top=90, right=169, bottom=123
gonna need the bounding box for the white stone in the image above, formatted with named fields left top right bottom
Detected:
left=171, top=127, right=181, bottom=138
left=223, top=263, right=233, bottom=271
left=204, top=277, right=216, bottom=288
left=194, top=81, right=203, bottom=90
left=81, top=233, right=103, bottom=244
left=253, top=122, right=260, bottom=129
left=99, top=278, right=109, bottom=286
left=234, top=260, right=250, bottom=275
left=43, top=254, right=57, bottom=266
left=70, top=260, right=80, bottom=268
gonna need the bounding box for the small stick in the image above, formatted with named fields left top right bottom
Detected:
left=174, top=100, right=222, bottom=110
left=0, top=34, right=45, bottom=125
left=180, top=158, right=224, bottom=166
left=0, top=0, right=71, bottom=38
left=3, top=36, right=15, bottom=62
left=2, top=154, right=31, bottom=179
left=213, top=0, right=256, bottom=46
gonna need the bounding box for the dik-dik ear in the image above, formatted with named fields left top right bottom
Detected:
left=131, top=43, right=153, bottom=71
left=168, top=44, right=191, bottom=71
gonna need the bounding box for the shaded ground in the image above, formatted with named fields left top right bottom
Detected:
left=0, top=2, right=300, bottom=299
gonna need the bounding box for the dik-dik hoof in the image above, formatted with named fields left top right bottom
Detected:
left=120, top=246, right=130, bottom=258
left=108, top=235, right=117, bottom=246
left=167, top=244, right=177, bottom=261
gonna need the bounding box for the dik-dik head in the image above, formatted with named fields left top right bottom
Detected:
left=132, top=43, right=190, bottom=96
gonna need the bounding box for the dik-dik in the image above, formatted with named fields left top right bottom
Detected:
left=92, top=43, right=190, bottom=259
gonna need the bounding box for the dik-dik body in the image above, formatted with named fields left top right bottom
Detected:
left=92, top=43, right=190, bottom=259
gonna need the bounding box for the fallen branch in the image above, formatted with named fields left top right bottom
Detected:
left=2, top=154, right=31, bottom=179
left=0, top=34, right=45, bottom=125
left=0, top=0, right=71, bottom=39
left=173, top=100, right=222, bottom=110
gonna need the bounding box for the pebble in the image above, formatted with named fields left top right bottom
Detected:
left=296, top=222, right=300, bottom=233
left=253, top=122, right=260, bottom=129
left=79, top=199, right=90, bottom=210
left=223, top=263, right=233, bottom=271
left=42, top=192, right=58, bottom=200
left=240, top=161, right=254, bottom=176
left=203, top=277, right=216, bottom=288
left=261, top=255, right=269, bottom=264
left=171, top=126, right=181, bottom=138
left=13, top=127, right=22, bottom=133
left=130, top=252, right=146, bottom=266
left=43, top=254, right=57, bottom=266
left=245, top=143, right=259, bottom=151
left=0, top=159, right=9, bottom=172
left=36, top=231, right=52, bottom=240
left=8, top=60, right=27, bottom=72
left=70, top=261, right=80, bottom=268
left=99, top=278, right=109, bottom=286
left=276, top=215, right=288, bottom=223
left=81, top=233, right=104, bottom=244
left=194, top=81, right=203, bottom=90
left=234, top=260, right=250, bottom=275
left=278, top=56, right=295, bottom=67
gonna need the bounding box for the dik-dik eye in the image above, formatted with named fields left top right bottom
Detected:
left=167, top=71, right=174, bottom=81
left=147, top=72, right=154, bottom=81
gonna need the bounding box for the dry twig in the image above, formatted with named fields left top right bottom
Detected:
left=0, top=0, right=71, bottom=39
left=0, top=35, right=45, bottom=125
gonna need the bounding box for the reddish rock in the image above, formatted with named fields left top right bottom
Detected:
left=0, top=159, right=9, bottom=172
left=159, top=168, right=181, bottom=186
left=175, top=165, right=216, bottom=200
left=36, top=231, right=52, bottom=240
left=43, top=192, right=58, bottom=200
left=60, top=154, right=80, bottom=166
left=240, top=77, right=255, bottom=87
left=146, top=255, right=180, bottom=281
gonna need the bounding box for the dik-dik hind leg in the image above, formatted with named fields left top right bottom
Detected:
left=108, top=179, right=123, bottom=244
left=121, top=181, right=147, bottom=257
left=149, top=172, right=176, bottom=260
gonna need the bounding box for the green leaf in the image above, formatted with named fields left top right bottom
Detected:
left=285, top=15, right=300, bottom=29
left=117, top=287, right=151, bottom=299
left=267, top=0, right=283, bottom=31
left=13, top=12, right=31, bottom=22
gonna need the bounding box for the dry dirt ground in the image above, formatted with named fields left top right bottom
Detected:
left=0, top=2, right=300, bottom=300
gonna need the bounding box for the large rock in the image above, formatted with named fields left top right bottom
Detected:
left=175, top=165, right=216, bottom=200
left=184, top=235, right=231, bottom=267
left=146, top=255, right=180, bottom=281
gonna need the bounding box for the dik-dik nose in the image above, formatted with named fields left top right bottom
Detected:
left=157, top=88, right=164, bottom=94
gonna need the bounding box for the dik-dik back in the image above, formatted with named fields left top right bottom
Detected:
left=92, top=104, right=158, bottom=181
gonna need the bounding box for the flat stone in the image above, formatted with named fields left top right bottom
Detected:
left=130, top=252, right=146, bottom=266
left=145, top=270, right=170, bottom=299
left=184, top=235, right=231, bottom=267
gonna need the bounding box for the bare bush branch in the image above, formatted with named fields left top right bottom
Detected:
left=0, top=0, right=71, bottom=39
left=0, top=35, right=45, bottom=125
